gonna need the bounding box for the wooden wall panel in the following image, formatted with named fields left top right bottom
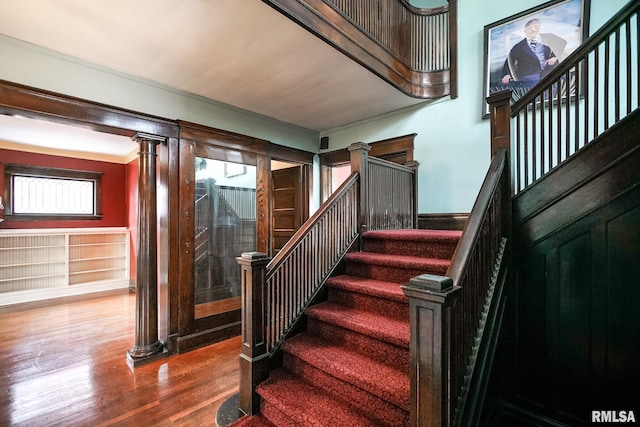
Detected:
left=505, top=187, right=640, bottom=424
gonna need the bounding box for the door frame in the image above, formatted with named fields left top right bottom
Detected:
left=318, top=133, right=416, bottom=201
left=172, top=121, right=314, bottom=353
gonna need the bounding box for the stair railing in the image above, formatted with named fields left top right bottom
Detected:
left=217, top=185, right=257, bottom=221
left=508, top=0, right=639, bottom=194
left=402, top=134, right=511, bottom=425
left=237, top=142, right=418, bottom=416
left=263, top=0, right=457, bottom=98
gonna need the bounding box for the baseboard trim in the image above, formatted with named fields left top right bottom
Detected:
left=417, top=213, right=469, bottom=230
left=501, top=401, right=572, bottom=427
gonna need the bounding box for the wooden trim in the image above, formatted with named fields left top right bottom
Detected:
left=3, top=163, right=103, bottom=220
left=267, top=143, right=315, bottom=165
left=262, top=0, right=452, bottom=98
left=178, top=121, right=269, bottom=157
left=319, top=134, right=416, bottom=202
left=319, top=133, right=417, bottom=166
left=0, top=80, right=179, bottom=138
left=417, top=213, right=468, bottom=231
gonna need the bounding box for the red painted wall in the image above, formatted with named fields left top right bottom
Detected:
left=126, top=157, right=139, bottom=283
left=0, top=148, right=127, bottom=229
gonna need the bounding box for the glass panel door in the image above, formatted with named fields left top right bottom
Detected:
left=193, top=157, right=257, bottom=319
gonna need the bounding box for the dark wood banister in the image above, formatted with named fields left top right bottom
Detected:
left=446, top=153, right=508, bottom=284
left=266, top=171, right=358, bottom=274
left=505, top=0, right=638, bottom=193
left=402, top=94, right=512, bottom=426
left=237, top=142, right=418, bottom=417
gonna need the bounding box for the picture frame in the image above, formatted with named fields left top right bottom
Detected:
left=482, top=0, right=590, bottom=118
left=224, top=162, right=246, bottom=178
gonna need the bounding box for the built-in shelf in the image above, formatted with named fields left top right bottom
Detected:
left=0, top=228, right=130, bottom=306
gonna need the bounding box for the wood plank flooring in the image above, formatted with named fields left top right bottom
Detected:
left=0, top=290, right=241, bottom=427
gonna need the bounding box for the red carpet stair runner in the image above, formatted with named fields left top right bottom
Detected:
left=230, top=229, right=462, bottom=427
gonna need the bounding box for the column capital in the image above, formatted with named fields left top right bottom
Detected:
left=132, top=133, right=165, bottom=144
left=348, top=142, right=372, bottom=153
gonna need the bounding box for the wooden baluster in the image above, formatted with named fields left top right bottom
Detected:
left=402, top=274, right=461, bottom=427
left=237, top=251, right=270, bottom=417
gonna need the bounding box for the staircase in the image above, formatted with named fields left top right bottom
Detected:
left=231, top=228, right=462, bottom=426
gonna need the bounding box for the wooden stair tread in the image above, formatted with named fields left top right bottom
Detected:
left=305, top=302, right=409, bottom=348
left=326, top=274, right=408, bottom=302
left=258, top=369, right=379, bottom=426
left=281, top=333, right=409, bottom=409
left=345, top=251, right=451, bottom=268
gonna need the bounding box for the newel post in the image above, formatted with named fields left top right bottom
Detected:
left=487, top=90, right=512, bottom=157
left=402, top=274, right=461, bottom=427
left=487, top=89, right=514, bottom=237
left=237, top=252, right=271, bottom=417
left=348, top=142, right=371, bottom=235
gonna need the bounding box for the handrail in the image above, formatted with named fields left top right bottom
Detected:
left=447, top=150, right=508, bottom=283
left=402, top=149, right=510, bottom=427
left=237, top=142, right=419, bottom=416
left=513, top=0, right=639, bottom=111
left=263, top=172, right=359, bottom=354
left=448, top=149, right=510, bottom=425
left=509, top=0, right=639, bottom=193
left=267, top=172, right=358, bottom=273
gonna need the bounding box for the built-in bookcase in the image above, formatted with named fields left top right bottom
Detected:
left=0, top=228, right=130, bottom=305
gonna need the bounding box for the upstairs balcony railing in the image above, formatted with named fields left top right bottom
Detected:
left=263, top=0, right=457, bottom=98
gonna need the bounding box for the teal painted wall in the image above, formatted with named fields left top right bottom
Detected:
left=321, top=0, right=630, bottom=213
left=0, top=0, right=631, bottom=214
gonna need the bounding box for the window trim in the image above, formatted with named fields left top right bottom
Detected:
left=3, top=164, right=103, bottom=221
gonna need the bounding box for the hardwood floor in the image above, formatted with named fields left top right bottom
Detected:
left=0, top=290, right=241, bottom=427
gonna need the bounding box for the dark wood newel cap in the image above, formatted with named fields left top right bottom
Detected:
left=240, top=252, right=268, bottom=260
left=486, top=89, right=512, bottom=104
left=409, top=273, right=453, bottom=291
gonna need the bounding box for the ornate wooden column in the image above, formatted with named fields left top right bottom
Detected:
left=127, top=133, right=166, bottom=370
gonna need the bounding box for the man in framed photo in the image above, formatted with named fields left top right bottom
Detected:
left=501, top=18, right=567, bottom=88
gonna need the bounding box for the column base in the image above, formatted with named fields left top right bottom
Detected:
left=126, top=341, right=166, bottom=371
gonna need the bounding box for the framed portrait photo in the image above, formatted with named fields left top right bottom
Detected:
left=482, top=0, right=590, bottom=118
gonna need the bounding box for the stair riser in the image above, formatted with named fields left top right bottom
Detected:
left=363, top=238, right=458, bottom=259
left=307, top=318, right=409, bottom=371
left=327, top=288, right=409, bottom=320
left=283, top=354, right=410, bottom=427
left=259, top=400, right=290, bottom=426
left=346, top=262, right=448, bottom=283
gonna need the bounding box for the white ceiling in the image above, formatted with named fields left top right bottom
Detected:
left=0, top=0, right=432, bottom=159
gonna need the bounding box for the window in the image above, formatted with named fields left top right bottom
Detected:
left=3, top=164, right=102, bottom=220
